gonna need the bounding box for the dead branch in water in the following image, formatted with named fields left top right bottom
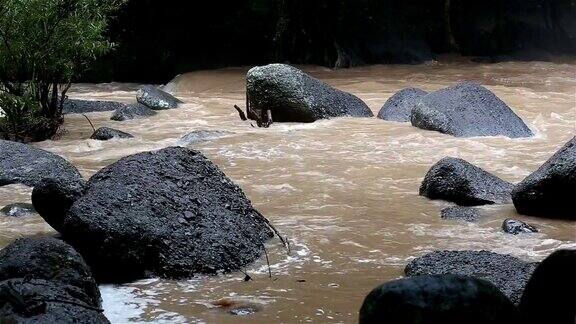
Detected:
left=255, top=210, right=289, bottom=254
left=234, top=105, right=247, bottom=121
left=261, top=241, right=272, bottom=278
left=235, top=92, right=273, bottom=128
left=82, top=114, right=96, bottom=132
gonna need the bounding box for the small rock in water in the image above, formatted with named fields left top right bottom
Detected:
left=111, top=103, right=157, bottom=121
left=136, top=85, right=182, bottom=110
left=440, top=206, right=483, bottom=222
left=502, top=219, right=538, bottom=235
left=0, top=203, right=36, bottom=217
left=177, top=130, right=234, bottom=146
left=212, top=298, right=264, bottom=316
left=377, top=88, right=428, bottom=122
left=90, top=127, right=134, bottom=140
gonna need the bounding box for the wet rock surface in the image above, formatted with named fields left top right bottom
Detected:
left=377, top=88, right=428, bottom=122
left=440, top=206, right=483, bottom=222
left=405, top=250, right=538, bottom=304
left=512, top=137, right=576, bottom=219
left=502, top=219, right=538, bottom=235
left=110, top=103, right=157, bottom=121
left=411, top=82, right=532, bottom=138
left=420, top=157, right=514, bottom=206
left=177, top=130, right=234, bottom=146
left=519, top=250, right=576, bottom=324
left=63, top=99, right=127, bottom=114
left=90, top=127, right=134, bottom=141
left=359, top=274, right=519, bottom=324
left=0, top=140, right=84, bottom=189
left=38, top=147, right=274, bottom=282
left=246, top=64, right=373, bottom=123
left=0, top=203, right=36, bottom=217
left=136, top=85, right=182, bottom=110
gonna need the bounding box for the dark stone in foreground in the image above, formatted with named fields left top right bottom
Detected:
left=63, top=99, right=126, bottom=114
left=177, top=130, right=234, bottom=146
left=0, top=140, right=84, bottom=189
left=136, top=85, right=182, bottom=110
left=359, top=274, right=519, bottom=324
left=512, top=137, right=576, bottom=219
left=420, top=157, right=514, bottom=206
left=111, top=103, right=157, bottom=121
left=440, top=206, right=483, bottom=222
left=39, top=147, right=273, bottom=282
left=1, top=203, right=36, bottom=217
left=90, top=127, right=134, bottom=141
left=246, top=64, right=373, bottom=123
left=405, top=250, right=537, bottom=304
left=32, top=178, right=86, bottom=233
left=520, top=250, right=576, bottom=324
left=411, top=82, right=532, bottom=138
left=502, top=219, right=538, bottom=235
left=377, top=88, right=428, bottom=122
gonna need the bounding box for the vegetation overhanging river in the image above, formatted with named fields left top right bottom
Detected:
left=0, top=59, right=575, bottom=323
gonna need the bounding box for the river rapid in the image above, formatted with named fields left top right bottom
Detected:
left=0, top=59, right=575, bottom=323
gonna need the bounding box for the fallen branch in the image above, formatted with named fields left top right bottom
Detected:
left=260, top=241, right=272, bottom=278
left=234, top=105, right=247, bottom=121
left=82, top=114, right=96, bottom=133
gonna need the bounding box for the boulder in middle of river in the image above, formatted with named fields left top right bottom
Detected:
left=420, top=157, right=514, bottom=206
left=35, top=147, right=274, bottom=282
left=411, top=82, right=533, bottom=138
left=136, top=85, right=182, bottom=110
left=377, top=88, right=428, bottom=122
left=90, top=127, right=134, bottom=141
left=246, top=63, right=373, bottom=123
left=111, top=103, right=157, bottom=121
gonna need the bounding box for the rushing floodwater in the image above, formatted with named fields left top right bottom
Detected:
left=1, top=60, right=575, bottom=323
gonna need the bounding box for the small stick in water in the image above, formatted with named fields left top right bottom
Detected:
left=234, top=105, right=248, bottom=121
left=261, top=241, right=272, bottom=278
left=82, top=114, right=96, bottom=132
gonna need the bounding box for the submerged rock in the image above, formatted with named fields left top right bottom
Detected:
left=440, top=206, right=483, bottom=222
left=110, top=103, right=157, bottom=121
left=0, top=203, right=36, bottom=217
left=90, top=127, right=134, bottom=141
left=519, top=250, right=576, bottom=324
left=411, top=82, right=532, bottom=138
left=502, top=219, right=538, bottom=235
left=377, top=88, right=428, bottom=122
left=63, top=99, right=126, bottom=114
left=512, top=137, right=576, bottom=219
left=359, top=274, right=519, bottom=324
left=0, top=140, right=84, bottom=189
left=136, top=85, right=182, bottom=110
left=420, top=157, right=514, bottom=206
left=246, top=64, right=373, bottom=122
left=177, top=130, right=234, bottom=146
left=36, top=147, right=274, bottom=282
left=405, top=250, right=537, bottom=304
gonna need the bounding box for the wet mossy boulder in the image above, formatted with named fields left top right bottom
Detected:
left=420, top=157, right=514, bottom=206
left=35, top=147, right=274, bottom=282
left=111, top=103, right=157, bottom=121
left=136, top=85, right=182, bottom=110
left=377, top=88, right=427, bottom=122
left=512, top=137, right=576, bottom=219
left=405, top=250, right=538, bottom=304
left=63, top=99, right=127, bottom=114
left=90, top=127, right=134, bottom=141
left=246, top=64, right=373, bottom=123
left=360, top=274, right=519, bottom=324
left=411, top=82, right=532, bottom=138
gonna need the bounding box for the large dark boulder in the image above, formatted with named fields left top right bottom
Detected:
left=0, top=140, right=84, bottom=189
left=377, top=88, right=428, bottom=122
left=519, top=250, right=576, bottom=324
left=440, top=206, right=483, bottom=222
left=512, top=137, right=575, bottom=219
left=359, top=274, right=519, bottom=324
left=90, top=127, right=134, bottom=141
left=110, top=103, right=157, bottom=121
left=136, top=85, right=182, bottom=110
left=502, top=219, right=538, bottom=235
left=405, top=250, right=538, bottom=304
left=246, top=64, right=373, bottom=123
left=1, top=203, right=36, bottom=218
left=420, top=157, right=514, bottom=206
left=63, top=99, right=127, bottom=114
left=36, top=147, right=274, bottom=282
left=411, top=82, right=533, bottom=138
left=32, top=178, right=86, bottom=233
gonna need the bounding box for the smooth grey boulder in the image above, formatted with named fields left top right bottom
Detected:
left=111, top=103, right=157, bottom=121
left=0, top=203, right=36, bottom=217
left=90, top=127, right=134, bottom=141
left=420, top=157, right=514, bottom=206
left=177, top=130, right=234, bottom=146
left=512, top=137, right=575, bottom=219
left=0, top=140, right=84, bottom=189
left=440, top=206, right=483, bottom=222
left=405, top=250, right=538, bottom=304
left=411, top=82, right=533, bottom=138
left=136, top=85, right=182, bottom=110
left=36, top=147, right=274, bottom=282
left=359, top=275, right=519, bottom=324
left=502, top=219, right=538, bottom=235
left=377, top=88, right=428, bottom=122
left=246, top=64, right=373, bottom=122
left=63, top=99, right=126, bottom=114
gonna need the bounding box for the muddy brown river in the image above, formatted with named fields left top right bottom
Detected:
left=1, top=60, right=575, bottom=323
